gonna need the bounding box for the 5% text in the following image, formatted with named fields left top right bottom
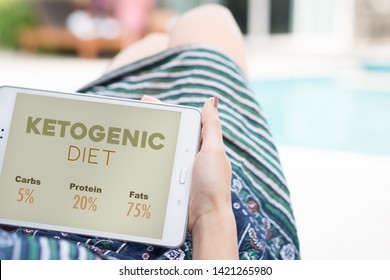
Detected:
left=17, top=188, right=35, bottom=203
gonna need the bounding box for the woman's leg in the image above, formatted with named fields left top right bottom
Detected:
left=106, top=4, right=247, bottom=75
left=169, top=4, right=248, bottom=76
left=105, top=32, right=169, bottom=73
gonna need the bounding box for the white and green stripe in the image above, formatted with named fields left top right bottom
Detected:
left=80, top=45, right=300, bottom=256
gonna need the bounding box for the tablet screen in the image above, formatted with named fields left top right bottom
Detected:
left=0, top=93, right=181, bottom=239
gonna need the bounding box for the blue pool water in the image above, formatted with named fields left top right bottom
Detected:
left=252, top=77, right=390, bottom=156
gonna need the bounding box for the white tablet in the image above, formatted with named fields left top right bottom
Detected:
left=0, top=86, right=201, bottom=247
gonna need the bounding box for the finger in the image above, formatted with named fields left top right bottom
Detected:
left=201, top=97, right=225, bottom=150
left=141, top=95, right=162, bottom=103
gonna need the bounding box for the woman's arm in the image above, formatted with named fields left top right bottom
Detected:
left=187, top=97, right=238, bottom=260
left=141, top=95, right=238, bottom=259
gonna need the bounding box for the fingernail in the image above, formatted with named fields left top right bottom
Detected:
left=212, top=96, right=219, bottom=109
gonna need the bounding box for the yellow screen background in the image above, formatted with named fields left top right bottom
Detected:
left=0, top=93, right=181, bottom=239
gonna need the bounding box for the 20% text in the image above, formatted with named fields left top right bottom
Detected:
left=73, top=195, right=98, bottom=211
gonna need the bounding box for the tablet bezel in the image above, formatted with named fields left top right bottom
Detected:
left=0, top=85, right=201, bottom=247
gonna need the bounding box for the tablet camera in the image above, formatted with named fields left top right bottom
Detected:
left=0, top=129, right=4, bottom=139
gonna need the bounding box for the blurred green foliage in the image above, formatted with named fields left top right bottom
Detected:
left=0, top=0, right=37, bottom=48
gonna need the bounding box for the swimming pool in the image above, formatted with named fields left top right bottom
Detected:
left=252, top=76, right=390, bottom=156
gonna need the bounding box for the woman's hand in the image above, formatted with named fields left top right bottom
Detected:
left=187, top=97, right=232, bottom=228
left=141, top=95, right=238, bottom=259
left=188, top=97, right=238, bottom=259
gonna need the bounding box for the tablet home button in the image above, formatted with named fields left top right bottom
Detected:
left=179, top=169, right=187, bottom=184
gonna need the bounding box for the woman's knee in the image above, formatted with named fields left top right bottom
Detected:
left=182, top=3, right=234, bottom=23
left=170, top=4, right=238, bottom=38
left=169, top=4, right=247, bottom=75
left=105, top=32, right=169, bottom=72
